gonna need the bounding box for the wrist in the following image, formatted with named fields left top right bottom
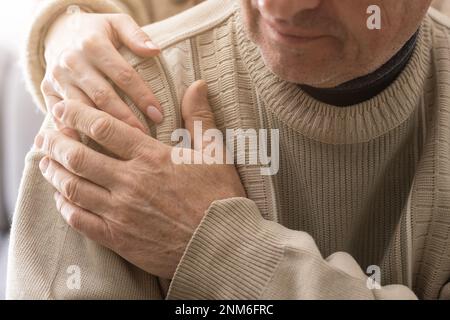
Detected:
left=44, top=5, right=86, bottom=63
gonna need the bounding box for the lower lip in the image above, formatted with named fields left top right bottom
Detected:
left=263, top=21, right=325, bottom=47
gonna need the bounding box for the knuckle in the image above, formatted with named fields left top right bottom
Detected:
left=135, top=91, right=155, bottom=108
left=116, top=68, right=135, bottom=87
left=67, top=208, right=82, bottom=230
left=192, top=110, right=215, bottom=123
left=45, top=161, right=56, bottom=180
left=130, top=28, right=146, bottom=42
left=90, top=116, right=114, bottom=141
left=59, top=50, right=79, bottom=71
left=40, top=78, right=54, bottom=95
left=50, top=64, right=64, bottom=81
left=151, top=147, right=169, bottom=164
left=55, top=195, right=64, bottom=212
left=43, top=133, right=57, bottom=154
left=91, top=88, right=111, bottom=106
left=64, top=148, right=86, bottom=172
left=140, top=144, right=166, bottom=164
left=80, top=34, right=103, bottom=53
left=61, top=177, right=79, bottom=202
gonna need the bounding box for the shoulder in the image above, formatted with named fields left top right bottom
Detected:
left=117, top=1, right=240, bottom=143
left=142, top=0, right=238, bottom=49
left=121, top=0, right=238, bottom=68
left=119, top=0, right=239, bottom=107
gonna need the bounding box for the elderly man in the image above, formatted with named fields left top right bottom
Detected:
left=7, top=0, right=450, bottom=300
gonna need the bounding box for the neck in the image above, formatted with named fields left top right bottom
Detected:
left=300, top=31, right=419, bottom=107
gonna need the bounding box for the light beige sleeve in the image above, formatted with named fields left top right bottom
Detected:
left=5, top=115, right=163, bottom=300
left=167, top=198, right=418, bottom=300
left=6, top=50, right=175, bottom=300
left=24, top=0, right=150, bottom=113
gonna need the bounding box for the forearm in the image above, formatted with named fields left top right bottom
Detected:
left=167, top=198, right=417, bottom=300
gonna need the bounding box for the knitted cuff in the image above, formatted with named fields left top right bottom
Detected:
left=23, top=0, right=149, bottom=112
left=166, top=198, right=410, bottom=300
left=167, top=198, right=288, bottom=300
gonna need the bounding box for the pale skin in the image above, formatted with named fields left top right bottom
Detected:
left=42, top=8, right=164, bottom=134
left=39, top=0, right=432, bottom=280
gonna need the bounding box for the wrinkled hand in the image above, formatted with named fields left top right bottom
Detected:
left=34, top=81, right=246, bottom=279
left=42, top=8, right=163, bottom=135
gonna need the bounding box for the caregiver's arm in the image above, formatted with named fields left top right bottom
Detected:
left=26, top=0, right=162, bottom=131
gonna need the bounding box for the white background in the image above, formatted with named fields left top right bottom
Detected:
left=0, top=1, right=36, bottom=53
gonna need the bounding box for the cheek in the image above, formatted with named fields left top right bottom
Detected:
left=338, top=10, right=390, bottom=68
left=341, top=31, right=400, bottom=82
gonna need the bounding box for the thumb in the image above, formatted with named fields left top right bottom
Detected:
left=182, top=80, right=218, bottom=152
left=108, top=14, right=160, bottom=57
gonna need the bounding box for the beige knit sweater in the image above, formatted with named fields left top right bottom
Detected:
left=7, top=0, right=450, bottom=300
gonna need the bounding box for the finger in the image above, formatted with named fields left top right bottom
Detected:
left=54, top=192, right=111, bottom=248
left=88, top=41, right=163, bottom=124
left=41, top=78, right=62, bottom=113
left=67, top=62, right=148, bottom=133
left=58, top=85, right=94, bottom=140
left=326, top=252, right=367, bottom=280
left=40, top=157, right=111, bottom=215
left=48, top=43, right=148, bottom=132
left=41, top=80, right=81, bottom=141
left=60, top=83, right=94, bottom=106
left=49, top=100, right=156, bottom=160
left=54, top=82, right=96, bottom=139
left=182, top=80, right=217, bottom=138
left=35, top=130, right=123, bottom=188
left=181, top=80, right=228, bottom=162
left=54, top=119, right=81, bottom=141
left=107, top=13, right=160, bottom=57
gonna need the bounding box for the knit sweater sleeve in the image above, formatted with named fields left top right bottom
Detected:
left=6, top=118, right=163, bottom=300
left=24, top=0, right=150, bottom=112
left=167, top=198, right=418, bottom=300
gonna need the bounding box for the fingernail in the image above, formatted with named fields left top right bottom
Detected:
left=54, top=192, right=60, bottom=202
left=147, top=106, right=163, bottom=124
left=39, top=157, right=50, bottom=174
left=52, top=102, right=65, bottom=120
left=145, top=40, right=160, bottom=50
left=34, top=134, right=44, bottom=149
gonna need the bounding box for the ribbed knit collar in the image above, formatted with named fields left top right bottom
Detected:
left=235, top=11, right=433, bottom=145
left=300, top=31, right=419, bottom=107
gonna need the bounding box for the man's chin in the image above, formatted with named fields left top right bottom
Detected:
left=260, top=51, right=332, bottom=86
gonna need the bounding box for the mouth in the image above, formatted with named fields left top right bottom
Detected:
left=262, top=19, right=328, bottom=47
